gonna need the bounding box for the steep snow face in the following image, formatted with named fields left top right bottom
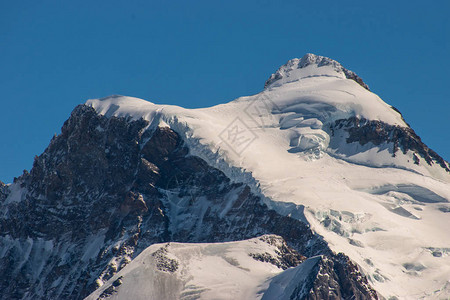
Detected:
left=86, top=54, right=450, bottom=299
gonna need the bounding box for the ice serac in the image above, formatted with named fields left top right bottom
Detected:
left=0, top=53, right=449, bottom=300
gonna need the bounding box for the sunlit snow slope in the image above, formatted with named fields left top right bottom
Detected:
left=87, top=235, right=313, bottom=300
left=87, top=54, right=450, bottom=299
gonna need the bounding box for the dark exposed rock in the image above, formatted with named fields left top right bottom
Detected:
left=327, top=253, right=378, bottom=299
left=266, top=253, right=378, bottom=300
left=0, top=105, right=378, bottom=299
left=0, top=181, right=9, bottom=202
left=249, top=235, right=306, bottom=270
left=120, top=191, right=148, bottom=215
left=284, top=254, right=378, bottom=300
left=304, top=254, right=377, bottom=300
left=342, top=68, right=370, bottom=91
left=97, top=276, right=122, bottom=300
left=331, top=117, right=450, bottom=172
left=0, top=105, right=169, bottom=299
left=151, top=245, right=179, bottom=273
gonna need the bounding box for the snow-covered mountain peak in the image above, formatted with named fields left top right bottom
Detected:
left=298, top=53, right=342, bottom=69
left=1, top=54, right=449, bottom=300
left=265, top=53, right=370, bottom=91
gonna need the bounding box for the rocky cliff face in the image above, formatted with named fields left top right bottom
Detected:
left=0, top=181, right=8, bottom=202
left=283, top=254, right=377, bottom=300
left=0, top=105, right=378, bottom=299
left=330, top=117, right=450, bottom=172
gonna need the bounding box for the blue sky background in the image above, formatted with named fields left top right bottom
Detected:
left=1, top=0, right=449, bottom=183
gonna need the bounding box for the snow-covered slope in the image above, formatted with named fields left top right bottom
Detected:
left=87, top=234, right=374, bottom=300
left=86, top=235, right=306, bottom=300
left=85, top=54, right=450, bottom=299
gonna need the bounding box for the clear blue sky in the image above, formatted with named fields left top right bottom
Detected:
left=1, top=0, right=449, bottom=183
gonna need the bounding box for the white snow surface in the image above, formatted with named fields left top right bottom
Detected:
left=86, top=54, right=450, bottom=299
left=86, top=235, right=301, bottom=300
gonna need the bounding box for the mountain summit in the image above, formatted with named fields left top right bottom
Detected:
left=0, top=55, right=449, bottom=299
left=265, top=53, right=370, bottom=90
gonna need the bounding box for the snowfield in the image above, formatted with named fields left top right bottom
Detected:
left=86, top=235, right=309, bottom=300
left=86, top=54, right=450, bottom=299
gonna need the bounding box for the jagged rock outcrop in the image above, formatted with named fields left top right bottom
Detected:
left=248, top=235, right=307, bottom=270
left=265, top=53, right=370, bottom=90
left=287, top=254, right=377, bottom=300
left=0, top=105, right=377, bottom=299
left=331, top=117, right=450, bottom=172
left=0, top=181, right=9, bottom=202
